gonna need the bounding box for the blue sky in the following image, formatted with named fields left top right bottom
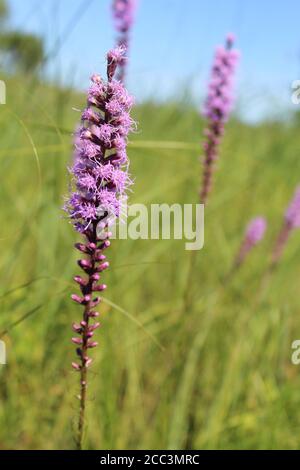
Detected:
left=5, top=0, right=300, bottom=121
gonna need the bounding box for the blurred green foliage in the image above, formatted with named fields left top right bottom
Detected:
left=0, top=0, right=8, bottom=22
left=0, top=0, right=44, bottom=73
left=0, top=73, right=300, bottom=450
left=0, top=31, right=44, bottom=73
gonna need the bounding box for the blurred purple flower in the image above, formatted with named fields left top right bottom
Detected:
left=272, top=186, right=300, bottom=267
left=112, top=0, right=138, bottom=82
left=285, top=186, right=300, bottom=228
left=113, top=0, right=137, bottom=32
left=245, top=217, right=267, bottom=245
left=235, top=216, right=267, bottom=268
left=200, top=34, right=240, bottom=204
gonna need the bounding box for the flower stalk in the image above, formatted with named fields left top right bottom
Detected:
left=64, top=46, right=134, bottom=449
left=200, top=34, right=239, bottom=204
left=183, top=34, right=239, bottom=312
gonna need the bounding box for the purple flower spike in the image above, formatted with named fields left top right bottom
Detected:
left=235, top=217, right=267, bottom=268
left=245, top=217, right=267, bottom=246
left=112, top=0, right=138, bottom=82
left=200, top=34, right=239, bottom=204
left=285, top=186, right=300, bottom=229
left=64, top=46, right=135, bottom=449
left=272, top=186, right=300, bottom=267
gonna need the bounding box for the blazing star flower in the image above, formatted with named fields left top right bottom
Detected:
left=112, top=0, right=138, bottom=82
left=245, top=217, right=267, bottom=245
left=235, top=217, right=267, bottom=268
left=272, top=186, right=300, bottom=267
left=285, top=186, right=300, bottom=229
left=64, top=46, right=134, bottom=449
left=200, top=34, right=239, bottom=204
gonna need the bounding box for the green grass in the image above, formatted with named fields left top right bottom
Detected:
left=1, top=74, right=300, bottom=450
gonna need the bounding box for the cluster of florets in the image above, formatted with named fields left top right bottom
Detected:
left=204, top=34, right=239, bottom=123
left=65, top=47, right=134, bottom=233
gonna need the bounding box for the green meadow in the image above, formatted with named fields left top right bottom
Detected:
left=1, top=75, right=300, bottom=449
